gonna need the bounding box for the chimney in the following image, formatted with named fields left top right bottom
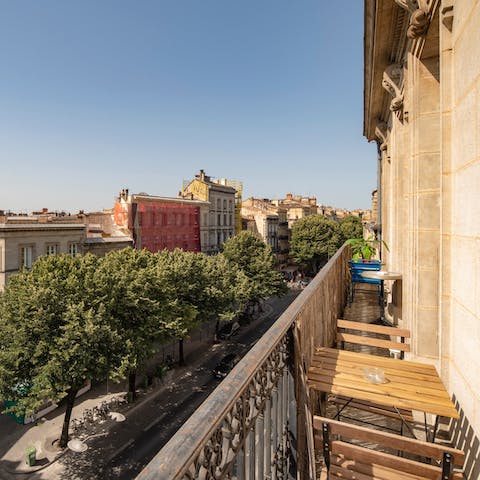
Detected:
left=199, top=169, right=206, bottom=181
left=286, top=193, right=293, bottom=200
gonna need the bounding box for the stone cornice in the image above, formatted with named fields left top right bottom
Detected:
left=364, top=0, right=409, bottom=140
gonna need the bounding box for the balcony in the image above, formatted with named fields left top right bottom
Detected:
left=136, top=245, right=467, bottom=479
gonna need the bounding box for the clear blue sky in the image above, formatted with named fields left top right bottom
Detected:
left=1, top=1, right=377, bottom=213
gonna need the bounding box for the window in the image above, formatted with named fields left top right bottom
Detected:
left=68, top=243, right=79, bottom=257
left=46, top=244, right=58, bottom=256
left=217, top=198, right=221, bottom=210
left=229, top=214, right=233, bottom=226
left=223, top=199, right=227, bottom=210
left=229, top=200, right=233, bottom=211
left=218, top=214, right=221, bottom=226
left=21, top=246, right=33, bottom=269
left=224, top=214, right=227, bottom=226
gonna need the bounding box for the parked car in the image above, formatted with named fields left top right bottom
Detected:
left=217, top=321, right=240, bottom=340
left=213, top=353, right=239, bottom=379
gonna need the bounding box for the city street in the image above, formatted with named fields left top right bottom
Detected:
left=49, top=292, right=298, bottom=480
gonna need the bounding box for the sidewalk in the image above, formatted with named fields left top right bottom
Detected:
left=0, top=300, right=277, bottom=479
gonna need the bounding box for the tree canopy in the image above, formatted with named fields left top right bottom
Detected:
left=0, top=254, right=122, bottom=447
left=289, top=215, right=342, bottom=274
left=221, top=231, right=287, bottom=304
left=338, top=215, right=363, bottom=243
left=93, top=248, right=173, bottom=398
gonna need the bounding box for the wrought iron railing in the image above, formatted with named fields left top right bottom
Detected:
left=136, top=245, right=351, bottom=480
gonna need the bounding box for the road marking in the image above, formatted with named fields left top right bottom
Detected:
left=106, top=438, right=135, bottom=463
left=143, top=414, right=166, bottom=432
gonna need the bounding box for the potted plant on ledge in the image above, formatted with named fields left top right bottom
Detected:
left=345, top=236, right=388, bottom=263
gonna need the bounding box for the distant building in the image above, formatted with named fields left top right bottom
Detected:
left=0, top=214, right=86, bottom=290
left=271, top=194, right=318, bottom=229
left=114, top=189, right=209, bottom=253
left=82, top=210, right=133, bottom=257
left=181, top=170, right=237, bottom=253
left=241, top=197, right=289, bottom=265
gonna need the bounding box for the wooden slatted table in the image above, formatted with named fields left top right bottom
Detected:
left=308, top=347, right=459, bottom=441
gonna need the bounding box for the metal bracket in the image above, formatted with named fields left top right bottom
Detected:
left=322, top=422, right=331, bottom=471
left=442, top=452, right=453, bottom=479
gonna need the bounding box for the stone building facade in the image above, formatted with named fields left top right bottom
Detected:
left=365, top=0, right=480, bottom=468
left=0, top=217, right=86, bottom=290
left=182, top=170, right=236, bottom=253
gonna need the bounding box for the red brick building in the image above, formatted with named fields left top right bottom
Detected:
left=114, top=190, right=210, bottom=253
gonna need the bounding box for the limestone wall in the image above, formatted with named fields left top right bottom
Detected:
left=445, top=0, right=480, bottom=438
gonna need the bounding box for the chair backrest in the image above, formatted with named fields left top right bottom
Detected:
left=337, top=319, right=411, bottom=357
left=349, top=260, right=382, bottom=284
left=314, top=416, right=464, bottom=480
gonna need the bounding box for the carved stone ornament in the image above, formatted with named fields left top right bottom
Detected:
left=407, top=8, right=429, bottom=39
left=382, top=64, right=404, bottom=112
left=375, top=123, right=388, bottom=151
left=393, top=0, right=419, bottom=14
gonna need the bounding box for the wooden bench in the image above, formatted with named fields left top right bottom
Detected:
left=314, top=416, right=464, bottom=480
left=337, top=319, right=411, bottom=359
left=329, top=395, right=414, bottom=435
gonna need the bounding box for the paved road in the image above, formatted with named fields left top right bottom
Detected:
left=60, top=292, right=298, bottom=480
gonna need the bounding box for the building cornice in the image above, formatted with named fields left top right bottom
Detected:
left=0, top=224, right=86, bottom=232
left=365, top=1, right=441, bottom=141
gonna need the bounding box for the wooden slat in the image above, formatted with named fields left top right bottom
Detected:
left=309, top=367, right=453, bottom=400
left=308, top=379, right=459, bottom=418
left=329, top=459, right=429, bottom=480
left=337, top=319, right=411, bottom=338
left=309, top=369, right=455, bottom=410
left=310, top=357, right=446, bottom=388
left=329, top=453, right=463, bottom=480
left=314, top=416, right=465, bottom=465
left=308, top=348, right=460, bottom=418
left=329, top=396, right=414, bottom=422
left=309, top=356, right=450, bottom=388
left=331, top=441, right=444, bottom=480
left=315, top=348, right=436, bottom=374
left=329, top=463, right=379, bottom=480
left=337, top=332, right=411, bottom=352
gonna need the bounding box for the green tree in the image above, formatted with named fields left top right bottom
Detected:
left=290, top=215, right=341, bottom=274
left=0, top=254, right=121, bottom=448
left=338, top=215, right=363, bottom=244
left=94, top=248, right=172, bottom=400
left=221, top=231, right=287, bottom=308
left=154, top=249, right=246, bottom=365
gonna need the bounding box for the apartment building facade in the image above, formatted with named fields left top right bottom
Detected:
left=365, top=0, right=480, bottom=469
left=0, top=218, right=86, bottom=290
left=181, top=170, right=236, bottom=253
left=114, top=190, right=210, bottom=253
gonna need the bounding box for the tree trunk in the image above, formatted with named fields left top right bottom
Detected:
left=179, top=339, right=185, bottom=366
left=59, top=387, right=79, bottom=448
left=128, top=371, right=137, bottom=401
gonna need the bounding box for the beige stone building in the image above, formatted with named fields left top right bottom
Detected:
left=82, top=211, right=133, bottom=256
left=365, top=0, right=480, bottom=466
left=272, top=194, right=318, bottom=229
left=0, top=216, right=86, bottom=290
left=182, top=170, right=236, bottom=253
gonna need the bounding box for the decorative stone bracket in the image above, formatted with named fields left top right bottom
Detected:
left=394, top=0, right=430, bottom=39
left=375, top=122, right=388, bottom=151
left=382, top=64, right=404, bottom=112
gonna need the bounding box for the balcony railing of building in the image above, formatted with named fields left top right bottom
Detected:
left=136, top=244, right=351, bottom=480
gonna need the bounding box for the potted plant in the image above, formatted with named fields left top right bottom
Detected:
left=345, top=236, right=389, bottom=262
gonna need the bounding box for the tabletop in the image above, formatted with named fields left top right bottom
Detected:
left=361, top=271, right=403, bottom=281
left=307, top=347, right=459, bottom=419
